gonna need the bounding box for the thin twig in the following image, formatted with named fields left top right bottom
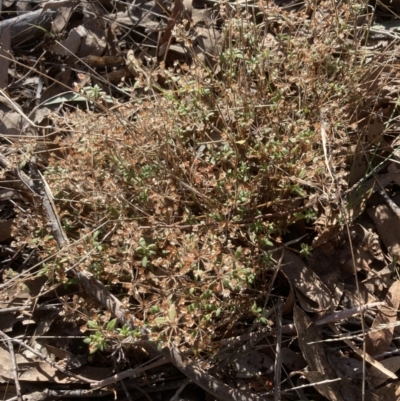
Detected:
left=90, top=356, right=169, bottom=390
left=273, top=378, right=342, bottom=394
left=374, top=174, right=400, bottom=219
left=274, top=299, right=283, bottom=401
left=340, top=192, right=368, bottom=401
left=131, top=384, right=153, bottom=401
left=263, top=250, right=284, bottom=316
left=314, top=302, right=385, bottom=326
left=6, top=338, right=23, bottom=401
left=328, top=323, right=396, bottom=380
left=170, top=378, right=191, bottom=401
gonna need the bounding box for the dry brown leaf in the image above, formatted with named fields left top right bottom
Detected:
left=79, top=16, right=107, bottom=57
left=126, top=50, right=145, bottom=78
left=51, top=26, right=86, bottom=56
left=44, top=344, right=86, bottom=370
left=366, top=119, right=384, bottom=144
left=312, top=224, right=341, bottom=248
left=0, top=220, right=12, bottom=242
left=20, top=364, right=112, bottom=383
left=369, top=356, right=400, bottom=388
left=354, top=224, right=385, bottom=262
left=0, top=26, right=10, bottom=90
left=281, top=278, right=295, bottom=315
left=281, top=348, right=306, bottom=370
left=108, top=5, right=159, bottom=31
left=0, top=103, right=36, bottom=138
left=280, top=250, right=334, bottom=312
left=192, top=8, right=212, bottom=26
left=233, top=350, right=273, bottom=378
left=194, top=26, right=224, bottom=69
left=15, top=0, right=31, bottom=13
left=42, top=0, right=75, bottom=11
left=158, top=0, right=193, bottom=57
left=308, top=239, right=345, bottom=302
left=52, top=11, right=106, bottom=58
left=374, top=382, right=400, bottom=398
left=0, top=9, right=56, bottom=46
left=0, top=344, right=111, bottom=383
left=40, top=69, right=73, bottom=102
left=294, top=306, right=336, bottom=377
left=365, top=280, right=400, bottom=356
left=368, top=172, right=400, bottom=188
left=358, top=58, right=385, bottom=102
left=50, top=5, right=73, bottom=34
left=368, top=204, right=400, bottom=259
left=294, top=306, right=344, bottom=400
left=345, top=170, right=400, bottom=222
left=301, top=371, right=345, bottom=401
left=348, top=140, right=368, bottom=187
left=329, top=323, right=397, bottom=381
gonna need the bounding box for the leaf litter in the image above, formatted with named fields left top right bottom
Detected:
left=1, top=0, right=400, bottom=400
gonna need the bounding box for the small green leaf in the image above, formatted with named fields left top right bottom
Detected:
left=168, top=303, right=176, bottom=322
left=149, top=305, right=160, bottom=314
left=155, top=317, right=168, bottom=325
left=142, top=256, right=148, bottom=267
left=106, top=318, right=117, bottom=332
left=87, top=320, right=99, bottom=329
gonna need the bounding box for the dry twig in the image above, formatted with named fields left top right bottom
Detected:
left=274, top=299, right=283, bottom=401
left=6, top=336, right=23, bottom=401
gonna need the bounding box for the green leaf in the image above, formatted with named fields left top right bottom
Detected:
left=149, top=305, right=160, bottom=314
left=27, top=23, right=53, bottom=35
left=155, top=317, right=168, bottom=326
left=106, top=318, right=117, bottom=332
left=142, top=256, right=148, bottom=267
left=168, top=303, right=176, bottom=322
left=87, top=320, right=99, bottom=329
